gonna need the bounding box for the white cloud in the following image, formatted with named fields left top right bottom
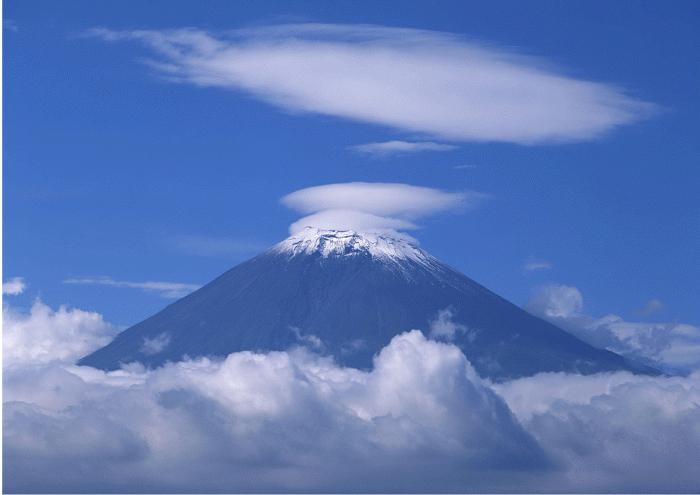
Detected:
left=3, top=317, right=545, bottom=492
left=349, top=140, right=457, bottom=156
left=526, top=284, right=583, bottom=318
left=288, top=209, right=417, bottom=235
left=429, top=307, right=474, bottom=342
left=496, top=370, right=700, bottom=492
left=64, top=276, right=200, bottom=299
left=527, top=285, right=700, bottom=373
left=4, top=297, right=700, bottom=492
left=523, top=260, right=552, bottom=272
left=88, top=24, right=655, bottom=144
left=140, top=332, right=171, bottom=355
left=282, top=182, right=486, bottom=234
left=3, top=277, right=26, bottom=295
left=2, top=300, right=117, bottom=367
left=289, top=326, right=324, bottom=350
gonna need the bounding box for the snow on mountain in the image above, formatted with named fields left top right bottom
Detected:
left=272, top=228, right=436, bottom=268
left=79, top=229, right=657, bottom=380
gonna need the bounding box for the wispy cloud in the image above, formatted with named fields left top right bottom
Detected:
left=169, top=234, right=267, bottom=258
left=523, top=259, right=553, bottom=272
left=640, top=298, right=664, bottom=316
left=453, top=164, right=477, bottom=170
left=281, top=182, right=488, bottom=234
left=87, top=24, right=656, bottom=144
left=3, top=19, right=18, bottom=32
left=349, top=140, right=457, bottom=156
left=3, top=277, right=26, bottom=296
left=64, top=276, right=200, bottom=299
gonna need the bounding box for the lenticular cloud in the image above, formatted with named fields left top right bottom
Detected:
left=88, top=24, right=655, bottom=144
left=280, top=182, right=484, bottom=234
left=3, top=297, right=700, bottom=493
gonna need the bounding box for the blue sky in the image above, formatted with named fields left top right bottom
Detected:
left=4, top=0, right=699, bottom=329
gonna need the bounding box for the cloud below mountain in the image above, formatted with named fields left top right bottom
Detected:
left=88, top=24, right=655, bottom=144
left=4, top=294, right=700, bottom=493
left=527, top=284, right=700, bottom=374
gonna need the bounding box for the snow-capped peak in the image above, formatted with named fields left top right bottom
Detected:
left=272, top=227, right=435, bottom=266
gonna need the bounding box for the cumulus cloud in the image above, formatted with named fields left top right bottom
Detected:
left=3, top=276, right=26, bottom=295
left=527, top=285, right=700, bottom=374
left=3, top=300, right=117, bottom=367
left=496, top=371, right=700, bottom=492
left=4, top=297, right=700, bottom=492
left=64, top=276, right=200, bottom=299
left=87, top=24, right=655, bottom=144
left=349, top=140, right=457, bottom=156
left=282, top=182, right=485, bottom=234
left=3, top=308, right=546, bottom=492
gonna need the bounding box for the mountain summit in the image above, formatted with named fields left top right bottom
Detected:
left=80, top=228, right=653, bottom=379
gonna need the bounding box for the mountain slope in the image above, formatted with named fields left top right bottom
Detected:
left=79, top=229, right=655, bottom=380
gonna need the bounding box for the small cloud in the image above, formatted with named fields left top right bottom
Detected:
left=523, top=259, right=553, bottom=272
left=526, top=284, right=583, bottom=318
left=349, top=140, right=457, bottom=157
left=3, top=277, right=26, bottom=296
left=340, top=339, right=366, bottom=355
left=453, top=164, right=477, bottom=170
left=4, top=19, right=18, bottom=32
left=170, top=234, right=267, bottom=258
left=289, top=326, right=324, bottom=350
left=140, top=333, right=171, bottom=355
left=64, top=276, right=199, bottom=299
left=429, top=307, right=476, bottom=342
left=640, top=298, right=664, bottom=316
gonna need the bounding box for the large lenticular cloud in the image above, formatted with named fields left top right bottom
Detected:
left=88, top=24, right=656, bottom=144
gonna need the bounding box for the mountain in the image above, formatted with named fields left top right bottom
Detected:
left=79, top=228, right=655, bottom=380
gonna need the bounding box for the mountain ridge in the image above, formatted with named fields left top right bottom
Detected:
left=79, top=228, right=657, bottom=380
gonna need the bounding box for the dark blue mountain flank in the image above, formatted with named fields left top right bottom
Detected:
left=79, top=228, right=655, bottom=380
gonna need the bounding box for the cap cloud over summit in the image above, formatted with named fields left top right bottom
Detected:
left=281, top=182, right=485, bottom=234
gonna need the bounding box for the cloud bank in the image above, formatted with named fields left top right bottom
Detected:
left=4, top=295, right=700, bottom=493
left=4, top=298, right=546, bottom=492
left=64, top=276, right=200, bottom=299
left=88, top=24, right=655, bottom=144
left=527, top=284, right=700, bottom=374
left=282, top=182, right=484, bottom=234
